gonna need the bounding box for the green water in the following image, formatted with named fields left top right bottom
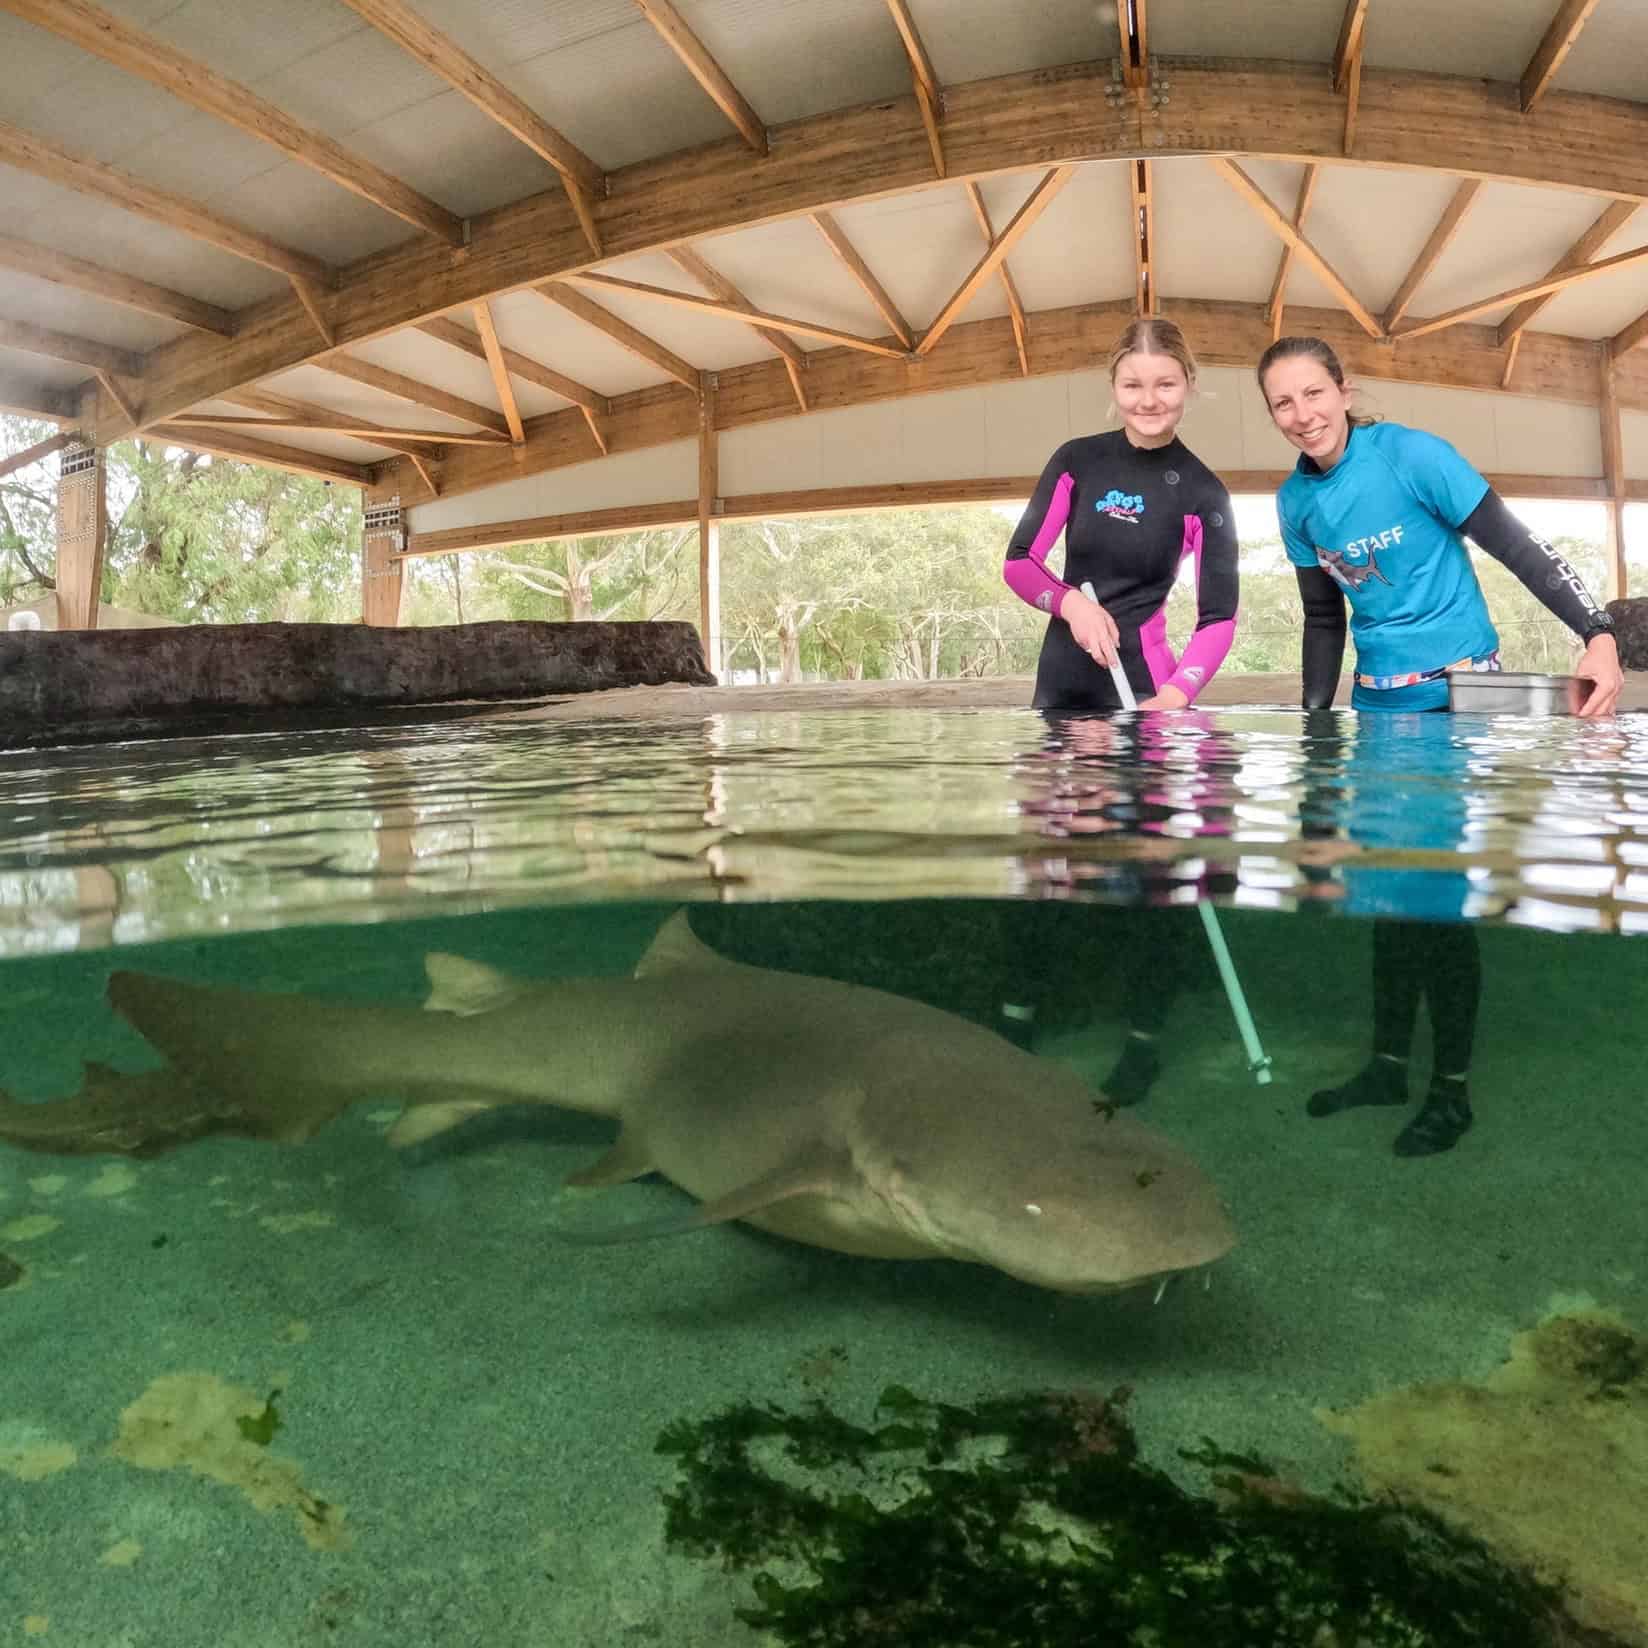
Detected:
left=2, top=706, right=1646, bottom=1644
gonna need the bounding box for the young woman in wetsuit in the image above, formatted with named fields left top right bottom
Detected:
left=998, top=316, right=1241, bottom=1103
left=1004, top=316, right=1240, bottom=712
left=1259, top=334, right=1623, bottom=1156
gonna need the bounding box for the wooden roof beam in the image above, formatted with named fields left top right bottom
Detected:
left=86, top=57, right=1648, bottom=441
left=472, top=302, right=525, bottom=445
left=145, top=424, right=374, bottom=485
left=316, top=355, right=513, bottom=437
left=0, top=430, right=71, bottom=480
left=885, top=0, right=945, bottom=176
left=1116, top=0, right=1149, bottom=90
left=0, top=0, right=465, bottom=245
left=334, top=0, right=604, bottom=255
left=0, top=315, right=143, bottom=378
left=415, top=315, right=609, bottom=413
left=1333, top=0, right=1369, bottom=93
left=1382, top=178, right=1482, bottom=333
left=1265, top=164, right=1318, bottom=341
left=170, top=413, right=502, bottom=446
left=1521, top=0, right=1603, bottom=114
left=668, top=246, right=809, bottom=411
left=225, top=387, right=453, bottom=460
left=1212, top=157, right=1382, bottom=337
left=962, top=183, right=1028, bottom=375
left=919, top=166, right=1075, bottom=356
left=0, top=232, right=233, bottom=336
left=1497, top=199, right=1639, bottom=346
left=808, top=212, right=915, bottom=352
left=1610, top=306, right=1648, bottom=361
left=1395, top=240, right=1648, bottom=340
left=533, top=284, right=700, bottom=390
left=564, top=271, right=910, bottom=359
left=632, top=0, right=766, bottom=154
left=0, top=117, right=330, bottom=285
left=1128, top=159, right=1155, bottom=317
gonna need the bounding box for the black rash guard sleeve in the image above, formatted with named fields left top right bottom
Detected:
left=1296, top=564, right=1347, bottom=709
left=1459, top=488, right=1616, bottom=642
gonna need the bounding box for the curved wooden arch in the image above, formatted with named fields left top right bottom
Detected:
left=87, top=55, right=1648, bottom=445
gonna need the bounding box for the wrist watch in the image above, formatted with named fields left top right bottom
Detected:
left=1580, top=615, right=1616, bottom=644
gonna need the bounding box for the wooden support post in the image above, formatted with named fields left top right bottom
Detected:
left=54, top=438, right=106, bottom=630
left=1599, top=348, right=1628, bottom=601
left=362, top=488, right=407, bottom=626
left=698, top=373, right=721, bottom=679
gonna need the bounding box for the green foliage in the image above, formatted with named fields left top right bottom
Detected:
left=658, top=1384, right=1617, bottom=1647
left=2, top=416, right=362, bottom=622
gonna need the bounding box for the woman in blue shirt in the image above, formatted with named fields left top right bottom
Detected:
left=1258, top=334, right=1623, bottom=1155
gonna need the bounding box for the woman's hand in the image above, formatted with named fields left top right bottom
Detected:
left=1574, top=632, right=1624, bottom=718
left=1058, top=587, right=1120, bottom=667
left=1138, top=685, right=1189, bottom=710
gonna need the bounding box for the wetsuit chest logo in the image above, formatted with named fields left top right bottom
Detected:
left=1097, top=489, right=1145, bottom=523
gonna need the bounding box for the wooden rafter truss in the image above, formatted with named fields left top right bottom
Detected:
left=0, top=13, right=1641, bottom=518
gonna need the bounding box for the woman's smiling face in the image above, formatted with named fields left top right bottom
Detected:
left=1261, top=355, right=1355, bottom=469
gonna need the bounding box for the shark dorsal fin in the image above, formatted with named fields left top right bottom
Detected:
left=633, top=910, right=735, bottom=980
left=423, top=953, right=526, bottom=1016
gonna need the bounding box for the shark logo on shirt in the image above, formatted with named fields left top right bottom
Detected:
left=1316, top=544, right=1393, bottom=592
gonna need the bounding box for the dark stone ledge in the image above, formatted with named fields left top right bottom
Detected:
left=0, top=620, right=715, bottom=750
left=1607, top=598, right=1648, bottom=671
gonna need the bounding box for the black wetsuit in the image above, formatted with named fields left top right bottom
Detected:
left=1004, top=432, right=1240, bottom=711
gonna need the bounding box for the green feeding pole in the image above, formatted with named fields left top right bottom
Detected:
left=1080, top=582, right=1272, bottom=1086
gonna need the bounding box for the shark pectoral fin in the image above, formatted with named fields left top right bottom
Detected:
left=554, top=1154, right=847, bottom=1247
left=386, top=1098, right=498, bottom=1149
left=422, top=953, right=528, bottom=1016
left=565, top=1129, right=657, bottom=1189
left=632, top=909, right=739, bottom=981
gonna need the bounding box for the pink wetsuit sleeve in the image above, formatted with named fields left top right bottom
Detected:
left=1002, top=471, right=1075, bottom=613
left=1161, top=514, right=1236, bottom=703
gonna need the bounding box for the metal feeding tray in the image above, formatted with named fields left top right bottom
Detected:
left=1445, top=669, right=1582, bottom=715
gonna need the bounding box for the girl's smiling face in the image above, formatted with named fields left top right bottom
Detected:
left=1112, top=351, right=1189, bottom=449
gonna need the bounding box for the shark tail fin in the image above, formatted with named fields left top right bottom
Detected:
left=633, top=909, right=739, bottom=981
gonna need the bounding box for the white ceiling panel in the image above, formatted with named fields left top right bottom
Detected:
left=824, top=186, right=1012, bottom=337
left=685, top=219, right=887, bottom=339
left=1357, top=0, right=1554, bottom=82
left=1401, top=182, right=1607, bottom=329
left=1290, top=167, right=1466, bottom=318
left=1155, top=158, right=1292, bottom=306
left=203, top=374, right=475, bottom=437
left=331, top=329, right=516, bottom=411
left=1150, top=0, right=1345, bottom=62
left=0, top=346, right=82, bottom=391
left=1532, top=209, right=1648, bottom=338
left=1513, top=0, right=1648, bottom=102
left=555, top=272, right=772, bottom=375
left=1001, top=161, right=1138, bottom=314
left=910, top=0, right=1117, bottom=84
left=666, top=0, right=908, bottom=129
left=0, top=271, right=181, bottom=354
left=478, top=16, right=735, bottom=171
left=481, top=290, right=675, bottom=398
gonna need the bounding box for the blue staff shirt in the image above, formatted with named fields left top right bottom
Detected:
left=1278, top=422, right=1497, bottom=712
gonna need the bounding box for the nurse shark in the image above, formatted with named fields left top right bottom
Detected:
left=0, top=913, right=1235, bottom=1296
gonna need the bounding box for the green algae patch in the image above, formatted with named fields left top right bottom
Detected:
left=658, top=1383, right=1627, bottom=1647
left=1323, top=1307, right=1648, bottom=1645
left=111, top=1373, right=346, bottom=1552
